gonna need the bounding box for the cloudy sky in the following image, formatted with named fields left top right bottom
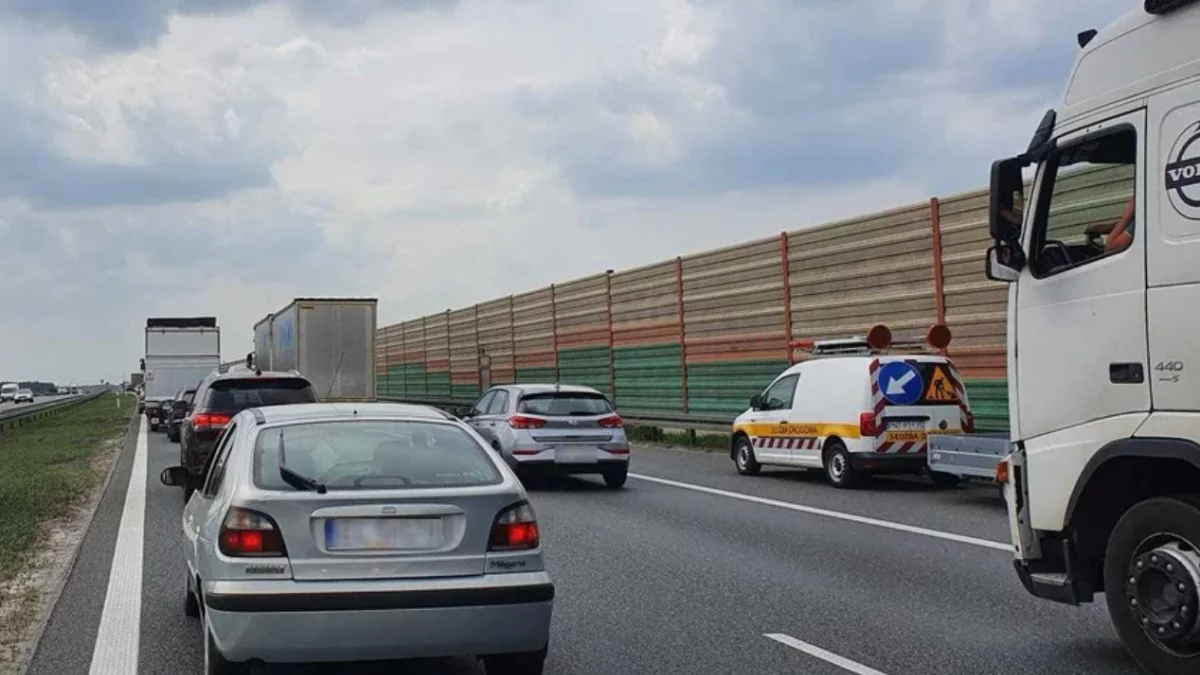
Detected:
left=0, top=0, right=1131, bottom=384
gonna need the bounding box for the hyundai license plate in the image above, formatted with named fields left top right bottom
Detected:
left=325, top=518, right=442, bottom=551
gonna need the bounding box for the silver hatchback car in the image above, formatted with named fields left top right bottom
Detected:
left=160, top=402, right=553, bottom=675
left=462, top=384, right=630, bottom=488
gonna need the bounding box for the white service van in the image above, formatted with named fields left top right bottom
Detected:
left=970, top=2, right=1200, bottom=673
left=731, top=324, right=974, bottom=488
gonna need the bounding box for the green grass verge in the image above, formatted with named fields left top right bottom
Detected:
left=0, top=395, right=132, bottom=583
left=626, top=424, right=731, bottom=452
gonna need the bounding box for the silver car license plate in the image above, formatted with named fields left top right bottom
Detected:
left=324, top=518, right=442, bottom=551
left=555, top=446, right=598, bottom=464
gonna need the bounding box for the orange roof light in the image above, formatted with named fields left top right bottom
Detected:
left=926, top=323, right=952, bottom=350
left=789, top=339, right=816, bottom=350
left=865, top=324, right=892, bottom=350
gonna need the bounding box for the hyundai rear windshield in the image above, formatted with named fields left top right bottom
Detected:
left=517, top=392, right=613, bottom=416
left=253, top=420, right=502, bottom=491
left=204, top=378, right=317, bottom=412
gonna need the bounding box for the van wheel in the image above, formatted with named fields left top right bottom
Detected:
left=823, top=441, right=858, bottom=489
left=1104, top=495, right=1200, bottom=675
left=734, top=436, right=761, bottom=476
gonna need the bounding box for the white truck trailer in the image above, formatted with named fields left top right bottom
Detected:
left=930, top=3, right=1200, bottom=673
left=143, top=317, right=220, bottom=432
left=250, top=298, right=377, bottom=402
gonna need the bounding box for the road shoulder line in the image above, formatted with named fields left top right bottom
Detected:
left=86, top=417, right=148, bottom=675
left=629, top=473, right=1011, bottom=552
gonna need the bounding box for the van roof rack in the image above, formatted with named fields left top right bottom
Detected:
left=790, top=323, right=952, bottom=357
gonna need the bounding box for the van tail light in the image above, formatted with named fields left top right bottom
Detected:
left=508, top=415, right=547, bottom=430
left=859, top=412, right=879, bottom=437
left=597, top=414, right=623, bottom=428
left=194, top=413, right=231, bottom=431
left=963, top=411, right=976, bottom=434
left=488, top=502, right=540, bottom=551
left=219, top=507, right=286, bottom=557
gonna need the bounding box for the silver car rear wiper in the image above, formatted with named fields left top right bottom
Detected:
left=277, top=431, right=327, bottom=494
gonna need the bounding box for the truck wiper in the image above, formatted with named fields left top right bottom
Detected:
left=277, top=431, right=327, bottom=494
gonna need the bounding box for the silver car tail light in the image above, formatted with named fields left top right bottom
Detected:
left=219, top=506, right=287, bottom=557
left=488, top=501, right=539, bottom=552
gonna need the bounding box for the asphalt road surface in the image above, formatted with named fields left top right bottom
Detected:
left=0, top=394, right=74, bottom=415
left=25, top=417, right=1143, bottom=675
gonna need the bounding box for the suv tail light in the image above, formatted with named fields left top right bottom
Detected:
left=488, top=502, right=539, bottom=551
left=859, top=412, right=878, bottom=437
left=194, top=413, right=231, bottom=431
left=963, top=411, right=976, bottom=434
left=597, top=414, right=623, bottom=428
left=219, top=507, right=286, bottom=557
left=508, top=415, right=547, bottom=430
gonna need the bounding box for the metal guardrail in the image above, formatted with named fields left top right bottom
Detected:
left=0, top=392, right=108, bottom=433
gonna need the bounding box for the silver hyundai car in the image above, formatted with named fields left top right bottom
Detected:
left=462, top=384, right=630, bottom=488
left=160, top=402, right=553, bottom=675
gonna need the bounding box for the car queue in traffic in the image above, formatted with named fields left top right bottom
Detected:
left=142, top=314, right=982, bottom=675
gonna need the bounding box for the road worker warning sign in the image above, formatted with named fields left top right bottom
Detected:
left=924, top=366, right=957, bottom=402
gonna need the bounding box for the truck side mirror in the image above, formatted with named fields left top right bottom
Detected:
left=988, top=158, right=1026, bottom=243
left=986, top=245, right=1024, bottom=283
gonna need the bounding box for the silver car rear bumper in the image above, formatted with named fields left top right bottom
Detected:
left=203, top=572, right=553, bottom=663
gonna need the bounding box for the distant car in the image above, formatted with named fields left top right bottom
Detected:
left=166, top=387, right=197, bottom=443
left=159, top=402, right=553, bottom=675
left=178, top=369, right=318, bottom=501
left=0, top=383, right=17, bottom=403
left=13, top=389, right=34, bottom=404
left=462, top=384, right=630, bottom=488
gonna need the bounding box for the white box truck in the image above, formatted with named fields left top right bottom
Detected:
left=930, top=3, right=1200, bottom=674
left=144, top=317, right=220, bottom=432
left=250, top=298, right=377, bottom=402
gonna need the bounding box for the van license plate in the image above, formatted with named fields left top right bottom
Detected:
left=885, top=420, right=924, bottom=431
left=885, top=431, right=926, bottom=442
left=325, top=518, right=442, bottom=551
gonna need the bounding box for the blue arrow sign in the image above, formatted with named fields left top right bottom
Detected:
left=878, top=361, right=923, bottom=406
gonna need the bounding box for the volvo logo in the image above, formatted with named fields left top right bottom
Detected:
left=1165, top=120, right=1200, bottom=221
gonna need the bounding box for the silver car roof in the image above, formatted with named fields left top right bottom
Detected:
left=245, top=402, right=454, bottom=425
left=504, top=383, right=604, bottom=396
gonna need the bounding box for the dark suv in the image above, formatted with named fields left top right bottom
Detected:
left=166, top=387, right=196, bottom=443
left=178, top=368, right=317, bottom=501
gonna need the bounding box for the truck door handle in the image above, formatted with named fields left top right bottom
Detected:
left=1109, top=362, right=1144, bottom=384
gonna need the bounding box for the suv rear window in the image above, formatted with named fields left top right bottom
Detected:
left=517, top=392, right=612, bottom=416
left=253, top=420, right=502, bottom=491
left=203, top=378, right=317, bottom=413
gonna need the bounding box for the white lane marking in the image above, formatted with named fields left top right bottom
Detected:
left=765, top=633, right=890, bottom=675
left=628, top=473, right=1010, bottom=552
left=88, top=416, right=147, bottom=675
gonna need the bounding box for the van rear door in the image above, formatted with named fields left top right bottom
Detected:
left=873, top=358, right=970, bottom=455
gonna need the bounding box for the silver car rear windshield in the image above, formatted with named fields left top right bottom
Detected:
left=517, top=392, right=612, bottom=416
left=253, top=420, right=502, bottom=491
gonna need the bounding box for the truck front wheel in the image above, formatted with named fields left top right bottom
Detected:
left=1104, top=495, right=1200, bottom=675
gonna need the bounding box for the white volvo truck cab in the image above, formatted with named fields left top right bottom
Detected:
left=988, top=2, right=1200, bottom=674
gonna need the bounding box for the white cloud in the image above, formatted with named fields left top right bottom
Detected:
left=0, top=0, right=1137, bottom=383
